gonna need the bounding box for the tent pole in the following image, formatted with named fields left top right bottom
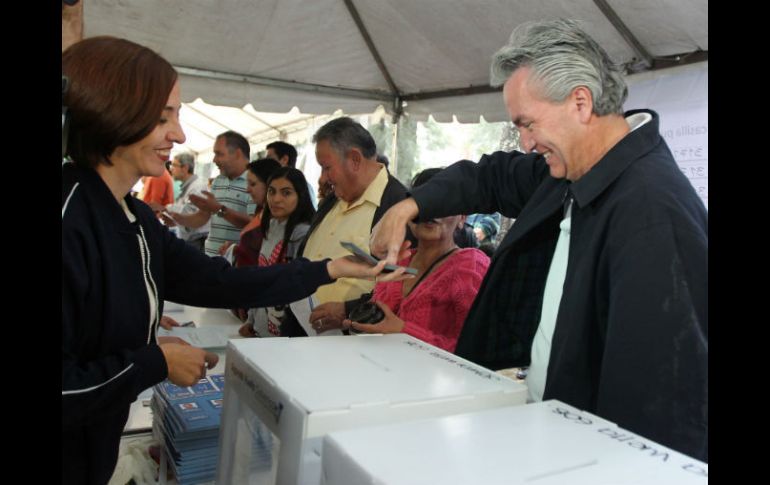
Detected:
left=390, top=96, right=404, bottom=175
left=592, top=0, right=653, bottom=70
left=390, top=118, right=399, bottom=176
left=174, top=65, right=391, bottom=101
left=343, top=0, right=401, bottom=98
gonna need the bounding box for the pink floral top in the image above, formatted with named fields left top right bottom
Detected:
left=373, top=248, right=490, bottom=352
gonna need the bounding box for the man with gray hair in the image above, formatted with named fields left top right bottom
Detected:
left=160, top=152, right=210, bottom=252
left=298, top=117, right=411, bottom=334
left=370, top=19, right=707, bottom=461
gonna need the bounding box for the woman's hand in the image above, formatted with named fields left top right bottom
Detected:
left=326, top=256, right=388, bottom=280
left=157, top=336, right=189, bottom=346
left=147, top=201, right=165, bottom=214
left=159, top=315, right=179, bottom=330
left=159, top=344, right=219, bottom=387
left=345, top=301, right=405, bottom=334
left=159, top=211, right=177, bottom=227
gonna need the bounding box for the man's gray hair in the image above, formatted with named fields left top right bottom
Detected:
left=490, top=19, right=627, bottom=116
left=175, top=152, right=196, bottom=174
left=312, top=117, right=377, bottom=160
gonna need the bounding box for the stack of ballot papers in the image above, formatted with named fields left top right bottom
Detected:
left=151, top=374, right=225, bottom=484
left=163, top=301, right=185, bottom=312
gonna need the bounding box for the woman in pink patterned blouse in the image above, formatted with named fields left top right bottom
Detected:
left=315, top=168, right=490, bottom=353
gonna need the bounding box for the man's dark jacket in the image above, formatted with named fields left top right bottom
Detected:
left=410, top=110, right=708, bottom=462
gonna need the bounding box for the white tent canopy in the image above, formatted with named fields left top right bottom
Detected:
left=174, top=99, right=326, bottom=157
left=83, top=0, right=707, bottom=123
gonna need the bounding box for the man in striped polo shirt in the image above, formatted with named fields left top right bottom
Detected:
left=189, top=131, right=255, bottom=256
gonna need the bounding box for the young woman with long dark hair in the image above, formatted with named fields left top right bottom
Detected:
left=237, top=167, right=319, bottom=337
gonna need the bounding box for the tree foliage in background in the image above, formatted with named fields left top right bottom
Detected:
left=494, top=122, right=522, bottom=245
left=498, top=122, right=521, bottom=152
left=364, top=116, right=521, bottom=190
left=468, top=120, right=506, bottom=159
left=422, top=117, right=451, bottom=151
left=395, top=115, right=418, bottom=184
left=368, top=117, right=393, bottom=160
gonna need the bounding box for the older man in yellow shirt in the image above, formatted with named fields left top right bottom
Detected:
left=298, top=117, right=411, bottom=332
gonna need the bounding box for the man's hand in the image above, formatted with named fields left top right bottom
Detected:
left=309, top=301, right=346, bottom=333
left=370, top=198, right=419, bottom=265
left=370, top=241, right=414, bottom=283
left=189, top=191, right=222, bottom=213
left=219, top=241, right=233, bottom=256
left=159, top=344, right=219, bottom=387
left=166, top=208, right=210, bottom=230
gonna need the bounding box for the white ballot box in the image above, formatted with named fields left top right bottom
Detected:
left=215, top=334, right=527, bottom=485
left=321, top=400, right=708, bottom=485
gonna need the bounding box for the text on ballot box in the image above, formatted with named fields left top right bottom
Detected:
left=215, top=334, right=527, bottom=485
left=321, top=400, right=708, bottom=485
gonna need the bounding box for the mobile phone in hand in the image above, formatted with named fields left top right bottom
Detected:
left=339, top=241, right=418, bottom=275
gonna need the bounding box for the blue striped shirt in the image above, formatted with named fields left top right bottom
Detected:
left=204, top=171, right=255, bottom=256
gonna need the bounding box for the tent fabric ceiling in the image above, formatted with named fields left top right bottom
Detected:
left=84, top=0, right=707, bottom=122
left=178, top=99, right=330, bottom=157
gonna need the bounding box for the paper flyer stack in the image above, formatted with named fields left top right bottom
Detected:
left=151, top=374, right=225, bottom=484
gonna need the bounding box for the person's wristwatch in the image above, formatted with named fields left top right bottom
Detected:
left=216, top=205, right=228, bottom=217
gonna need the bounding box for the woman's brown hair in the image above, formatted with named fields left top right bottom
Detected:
left=62, top=36, right=177, bottom=168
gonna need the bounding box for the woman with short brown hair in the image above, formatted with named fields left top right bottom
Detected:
left=62, top=36, right=399, bottom=484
